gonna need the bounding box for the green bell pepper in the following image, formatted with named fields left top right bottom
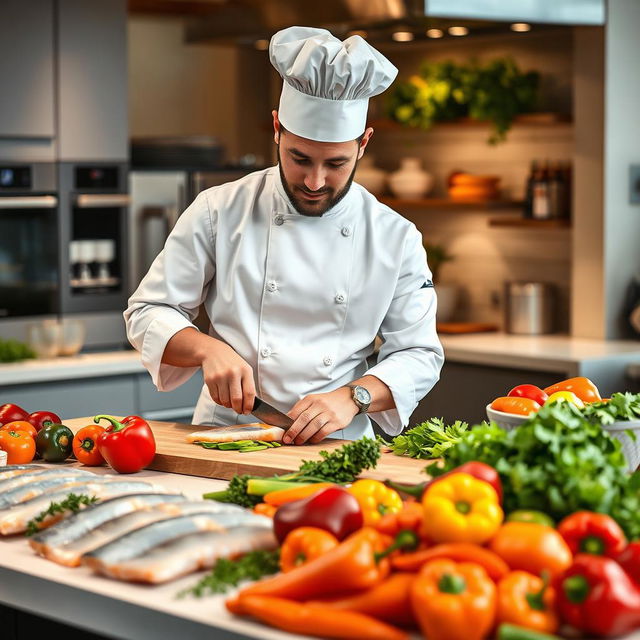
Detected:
left=35, top=423, right=74, bottom=462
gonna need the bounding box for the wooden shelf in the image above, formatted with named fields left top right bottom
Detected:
left=488, top=217, right=571, bottom=228
left=380, top=196, right=524, bottom=210
left=368, top=113, right=572, bottom=131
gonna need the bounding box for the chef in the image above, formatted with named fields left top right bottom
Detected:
left=124, top=26, right=444, bottom=444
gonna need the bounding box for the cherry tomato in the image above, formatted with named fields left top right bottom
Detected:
left=490, top=396, right=541, bottom=416
left=0, top=421, right=38, bottom=439
left=544, top=377, right=601, bottom=403
left=545, top=391, right=584, bottom=408
left=28, top=410, right=62, bottom=433
left=0, top=430, right=36, bottom=464
left=507, top=384, right=548, bottom=406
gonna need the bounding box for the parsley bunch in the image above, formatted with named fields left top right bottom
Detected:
left=386, top=418, right=470, bottom=459
left=583, top=392, right=640, bottom=424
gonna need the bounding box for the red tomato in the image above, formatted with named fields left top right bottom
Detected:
left=491, top=396, right=541, bottom=416
left=507, top=384, right=548, bottom=406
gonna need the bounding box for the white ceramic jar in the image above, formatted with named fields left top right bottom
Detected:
left=355, top=156, right=387, bottom=195
left=389, top=158, right=434, bottom=199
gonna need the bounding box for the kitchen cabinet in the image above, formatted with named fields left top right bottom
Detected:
left=0, top=0, right=55, bottom=138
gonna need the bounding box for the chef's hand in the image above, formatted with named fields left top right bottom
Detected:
left=283, top=387, right=359, bottom=445
left=201, top=340, right=256, bottom=415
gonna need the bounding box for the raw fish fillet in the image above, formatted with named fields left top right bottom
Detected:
left=186, top=423, right=285, bottom=443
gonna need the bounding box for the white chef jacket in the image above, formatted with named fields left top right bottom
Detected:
left=124, top=166, right=444, bottom=440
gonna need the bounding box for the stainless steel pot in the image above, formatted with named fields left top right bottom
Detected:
left=504, top=281, right=555, bottom=335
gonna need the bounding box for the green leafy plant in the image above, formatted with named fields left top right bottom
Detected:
left=386, top=418, right=469, bottom=459
left=0, top=338, right=36, bottom=363
left=388, top=57, right=539, bottom=144
left=582, top=392, right=640, bottom=425
left=424, top=242, right=454, bottom=283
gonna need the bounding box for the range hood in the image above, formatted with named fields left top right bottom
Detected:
left=178, top=0, right=605, bottom=46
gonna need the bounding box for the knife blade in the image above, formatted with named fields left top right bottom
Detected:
left=251, top=397, right=294, bottom=429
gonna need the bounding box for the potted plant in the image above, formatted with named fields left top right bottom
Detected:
left=387, top=57, right=540, bottom=145
left=425, top=242, right=458, bottom=322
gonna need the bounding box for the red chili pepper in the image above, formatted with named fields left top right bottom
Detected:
left=0, top=404, right=29, bottom=427
left=27, top=410, right=62, bottom=433
left=94, top=414, right=156, bottom=474
left=556, top=554, right=640, bottom=637
left=617, top=541, right=640, bottom=586
left=557, top=511, right=627, bottom=557
left=273, top=486, right=363, bottom=544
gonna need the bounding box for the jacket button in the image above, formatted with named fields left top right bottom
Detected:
left=323, top=356, right=333, bottom=366
left=341, top=226, right=351, bottom=237
left=267, top=281, right=278, bottom=292
left=274, top=215, right=285, bottom=226
left=261, top=347, right=272, bottom=358
left=335, top=293, right=345, bottom=304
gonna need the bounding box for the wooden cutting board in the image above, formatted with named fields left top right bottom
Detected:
left=437, top=322, right=499, bottom=334
left=64, top=417, right=432, bottom=484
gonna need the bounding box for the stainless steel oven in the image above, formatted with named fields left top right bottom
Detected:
left=0, top=163, right=59, bottom=319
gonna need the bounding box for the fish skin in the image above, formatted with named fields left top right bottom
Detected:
left=0, top=465, right=45, bottom=481
left=92, top=526, right=277, bottom=583
left=0, top=480, right=162, bottom=535
left=0, top=468, right=95, bottom=494
left=186, top=424, right=285, bottom=443
left=0, top=476, right=100, bottom=509
left=83, top=511, right=272, bottom=569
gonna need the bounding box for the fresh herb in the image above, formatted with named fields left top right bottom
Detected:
left=177, top=549, right=280, bottom=598
left=25, top=493, right=98, bottom=536
left=427, top=402, right=640, bottom=539
left=195, top=440, right=282, bottom=453
left=582, top=392, right=640, bottom=424
left=0, top=338, right=36, bottom=363
left=387, top=418, right=470, bottom=459
left=204, top=438, right=381, bottom=506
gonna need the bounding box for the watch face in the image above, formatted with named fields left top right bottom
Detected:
left=354, top=386, right=371, bottom=404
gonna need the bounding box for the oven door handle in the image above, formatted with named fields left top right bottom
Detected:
left=75, top=194, right=131, bottom=208
left=0, top=195, right=58, bottom=209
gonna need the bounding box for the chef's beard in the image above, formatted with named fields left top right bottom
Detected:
left=277, top=145, right=358, bottom=217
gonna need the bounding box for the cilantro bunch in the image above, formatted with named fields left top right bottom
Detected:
left=583, top=392, right=640, bottom=424
left=386, top=418, right=470, bottom=459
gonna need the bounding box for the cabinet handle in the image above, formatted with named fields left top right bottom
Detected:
left=75, top=194, right=131, bottom=208
left=0, top=195, right=58, bottom=209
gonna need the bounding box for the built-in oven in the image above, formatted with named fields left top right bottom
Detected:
left=58, top=162, right=130, bottom=315
left=0, top=163, right=59, bottom=319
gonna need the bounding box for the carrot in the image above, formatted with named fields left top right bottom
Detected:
left=391, top=542, right=510, bottom=581
left=230, top=594, right=409, bottom=640
left=263, top=482, right=335, bottom=506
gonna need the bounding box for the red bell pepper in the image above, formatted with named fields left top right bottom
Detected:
left=557, top=511, right=627, bottom=557
left=94, top=414, right=156, bottom=473
left=556, top=554, right=640, bottom=637
left=0, top=404, right=29, bottom=426
left=617, top=541, right=640, bottom=586
left=27, top=410, right=62, bottom=433
left=273, top=486, right=363, bottom=544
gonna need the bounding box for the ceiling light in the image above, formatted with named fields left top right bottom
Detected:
left=392, top=31, right=414, bottom=42
left=254, top=39, right=269, bottom=51
left=510, top=23, right=532, bottom=32
left=348, top=30, right=368, bottom=39
left=448, top=26, right=469, bottom=36
left=426, top=28, right=444, bottom=39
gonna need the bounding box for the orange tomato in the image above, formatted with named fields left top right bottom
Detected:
left=0, top=420, right=37, bottom=439
left=0, top=429, right=36, bottom=464
left=490, top=396, right=541, bottom=416
left=543, top=377, right=601, bottom=403
left=72, top=425, right=106, bottom=466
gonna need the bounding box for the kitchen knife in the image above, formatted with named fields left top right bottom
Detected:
left=251, top=397, right=294, bottom=429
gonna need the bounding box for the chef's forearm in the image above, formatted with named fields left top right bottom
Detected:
left=351, top=374, right=396, bottom=413
left=161, top=327, right=219, bottom=367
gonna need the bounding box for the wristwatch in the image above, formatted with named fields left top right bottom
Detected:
left=347, top=384, right=372, bottom=414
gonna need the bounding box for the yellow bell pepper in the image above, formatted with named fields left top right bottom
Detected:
left=421, top=472, right=503, bottom=544
left=348, top=479, right=403, bottom=526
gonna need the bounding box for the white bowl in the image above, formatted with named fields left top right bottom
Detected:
left=486, top=404, right=530, bottom=431
left=601, top=419, right=640, bottom=472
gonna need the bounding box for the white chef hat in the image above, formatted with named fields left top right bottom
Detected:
left=270, top=26, right=398, bottom=143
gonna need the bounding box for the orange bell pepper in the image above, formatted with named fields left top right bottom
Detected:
left=489, top=522, right=572, bottom=579
left=497, top=571, right=559, bottom=634
left=0, top=421, right=37, bottom=440
left=264, top=482, right=335, bottom=506
left=375, top=500, right=425, bottom=537
left=72, top=425, right=106, bottom=466
left=309, top=572, right=417, bottom=628
left=421, top=472, right=503, bottom=544
left=235, top=527, right=391, bottom=601
left=543, top=377, right=601, bottom=403
left=411, top=559, right=497, bottom=640
left=0, top=429, right=35, bottom=464
left=348, top=479, right=403, bottom=526
left=280, top=527, right=339, bottom=573
left=228, top=595, right=409, bottom=640
left=391, top=542, right=510, bottom=582
left=490, top=397, right=540, bottom=416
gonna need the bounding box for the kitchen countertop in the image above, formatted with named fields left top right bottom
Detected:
left=1, top=333, right=640, bottom=386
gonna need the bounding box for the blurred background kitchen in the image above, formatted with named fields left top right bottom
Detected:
left=1, top=0, right=640, bottom=426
